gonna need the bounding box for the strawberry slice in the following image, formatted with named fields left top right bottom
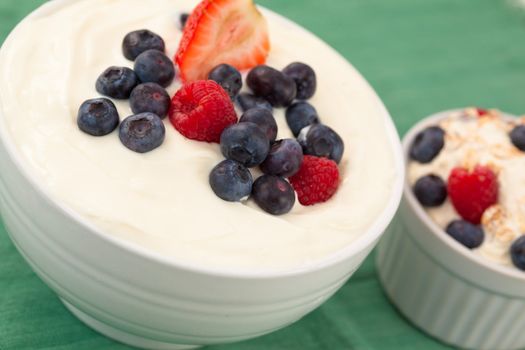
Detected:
left=176, top=0, right=270, bottom=82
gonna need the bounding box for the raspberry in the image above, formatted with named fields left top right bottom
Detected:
left=169, top=80, right=237, bottom=143
left=289, top=155, right=340, bottom=206
left=447, top=165, right=499, bottom=224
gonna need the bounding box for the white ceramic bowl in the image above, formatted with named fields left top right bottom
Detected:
left=0, top=2, right=404, bottom=349
left=376, top=110, right=525, bottom=350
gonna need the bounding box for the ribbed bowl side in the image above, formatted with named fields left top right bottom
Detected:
left=377, top=216, right=525, bottom=350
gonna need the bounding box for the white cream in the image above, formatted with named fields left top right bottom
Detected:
left=408, top=110, right=525, bottom=267
left=0, top=0, right=397, bottom=271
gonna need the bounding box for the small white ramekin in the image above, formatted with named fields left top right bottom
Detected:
left=0, top=1, right=404, bottom=349
left=376, top=110, right=525, bottom=350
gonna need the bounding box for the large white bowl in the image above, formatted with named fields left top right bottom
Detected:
left=0, top=1, right=404, bottom=349
left=377, top=110, right=525, bottom=350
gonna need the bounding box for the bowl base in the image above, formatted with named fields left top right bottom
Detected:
left=61, top=299, right=201, bottom=350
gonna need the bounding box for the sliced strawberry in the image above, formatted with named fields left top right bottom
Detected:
left=476, top=108, right=489, bottom=117
left=176, top=0, right=270, bottom=82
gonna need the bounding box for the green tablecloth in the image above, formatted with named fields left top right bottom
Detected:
left=1, top=0, right=524, bottom=349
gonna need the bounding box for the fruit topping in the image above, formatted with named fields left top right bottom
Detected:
left=445, top=220, right=484, bottom=249
left=409, top=126, right=445, bottom=163
left=77, top=98, right=120, bottom=136
left=246, top=65, right=296, bottom=107
left=252, top=175, right=295, bottom=215
left=134, top=49, right=175, bottom=87
left=447, top=165, right=499, bottom=224
left=169, top=80, right=237, bottom=143
left=286, top=101, right=320, bottom=137
left=413, top=174, right=447, bottom=207
left=176, top=0, right=270, bottom=82
left=239, top=107, right=277, bottom=142
left=220, top=122, right=269, bottom=168
left=209, top=159, right=253, bottom=202
left=476, top=108, right=489, bottom=117
left=84, top=15, right=345, bottom=212
left=96, top=66, right=138, bottom=99
left=236, top=93, right=272, bottom=112
left=130, top=83, right=170, bottom=119
left=260, top=139, right=303, bottom=178
left=179, top=13, right=189, bottom=30
left=208, top=64, right=243, bottom=99
left=511, top=236, right=525, bottom=271
left=289, top=155, right=340, bottom=206
left=282, top=62, right=317, bottom=100
left=122, top=29, right=165, bottom=61
left=510, top=125, right=525, bottom=152
left=119, top=112, right=165, bottom=153
left=298, top=124, right=344, bottom=164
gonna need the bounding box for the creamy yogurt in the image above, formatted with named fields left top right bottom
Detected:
left=0, top=0, right=397, bottom=271
left=408, top=109, right=525, bottom=267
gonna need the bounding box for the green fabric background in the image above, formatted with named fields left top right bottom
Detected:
left=1, top=0, right=525, bottom=349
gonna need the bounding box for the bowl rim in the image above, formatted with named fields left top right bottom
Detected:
left=0, top=0, right=405, bottom=279
left=402, top=108, right=525, bottom=282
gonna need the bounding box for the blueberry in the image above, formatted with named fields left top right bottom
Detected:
left=77, top=98, right=119, bottom=136
left=510, top=125, right=525, bottom=152
left=413, top=174, right=447, bottom=207
left=246, top=65, right=297, bottom=107
left=286, top=102, right=320, bottom=137
left=252, top=175, right=295, bottom=215
left=410, top=126, right=445, bottom=163
left=282, top=62, right=316, bottom=100
left=179, top=13, right=189, bottom=30
left=134, top=50, right=175, bottom=87
left=209, top=160, right=253, bottom=202
left=119, top=112, right=165, bottom=153
left=236, top=93, right=273, bottom=112
left=510, top=236, right=525, bottom=271
left=239, top=108, right=277, bottom=142
left=298, top=124, right=344, bottom=163
left=122, top=29, right=165, bottom=61
left=130, top=83, right=170, bottom=118
left=208, top=64, right=242, bottom=99
left=445, top=220, right=484, bottom=249
left=95, top=66, right=138, bottom=99
left=220, top=122, right=270, bottom=167
left=260, top=139, right=303, bottom=178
